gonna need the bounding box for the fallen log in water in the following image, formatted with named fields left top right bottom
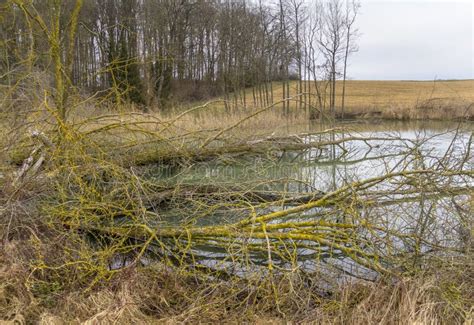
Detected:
left=58, top=168, right=473, bottom=279
left=128, top=134, right=411, bottom=166
left=144, top=183, right=473, bottom=209
left=145, top=184, right=326, bottom=208
left=20, top=114, right=470, bottom=287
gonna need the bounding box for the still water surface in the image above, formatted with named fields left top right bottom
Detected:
left=139, top=120, right=473, bottom=280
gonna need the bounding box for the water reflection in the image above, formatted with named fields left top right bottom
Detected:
left=140, top=120, right=472, bottom=280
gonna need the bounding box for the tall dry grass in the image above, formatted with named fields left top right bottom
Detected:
left=1, top=238, right=472, bottom=323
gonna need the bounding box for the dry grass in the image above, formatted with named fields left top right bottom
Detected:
left=182, top=79, right=474, bottom=120
left=336, top=80, right=474, bottom=119
left=1, top=238, right=472, bottom=324
left=70, top=100, right=309, bottom=139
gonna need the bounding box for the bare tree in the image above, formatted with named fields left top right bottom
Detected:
left=289, top=0, right=307, bottom=112
left=341, top=0, right=360, bottom=119
left=318, top=0, right=345, bottom=119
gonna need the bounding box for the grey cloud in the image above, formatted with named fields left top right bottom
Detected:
left=349, top=1, right=473, bottom=80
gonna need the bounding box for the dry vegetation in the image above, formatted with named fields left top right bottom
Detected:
left=1, top=95, right=473, bottom=323
left=189, top=79, right=474, bottom=121
left=332, top=79, right=474, bottom=119
left=60, top=79, right=474, bottom=147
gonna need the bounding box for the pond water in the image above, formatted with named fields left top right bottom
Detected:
left=139, top=120, right=473, bottom=282
left=153, top=120, right=472, bottom=185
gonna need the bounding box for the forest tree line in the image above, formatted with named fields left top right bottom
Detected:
left=1, top=0, right=359, bottom=118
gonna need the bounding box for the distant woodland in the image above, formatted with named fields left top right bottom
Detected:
left=1, top=0, right=359, bottom=116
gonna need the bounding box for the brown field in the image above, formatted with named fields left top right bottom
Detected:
left=193, top=79, right=474, bottom=120
left=329, top=79, right=474, bottom=119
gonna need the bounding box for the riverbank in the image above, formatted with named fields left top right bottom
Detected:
left=1, top=104, right=473, bottom=324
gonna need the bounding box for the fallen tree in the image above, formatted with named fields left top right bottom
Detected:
left=2, top=107, right=473, bottom=323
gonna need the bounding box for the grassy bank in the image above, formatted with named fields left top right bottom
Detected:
left=1, top=243, right=472, bottom=323
left=3, top=80, right=473, bottom=168
left=1, top=96, right=473, bottom=323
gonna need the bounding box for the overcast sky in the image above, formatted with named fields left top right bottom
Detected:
left=349, top=0, right=473, bottom=80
